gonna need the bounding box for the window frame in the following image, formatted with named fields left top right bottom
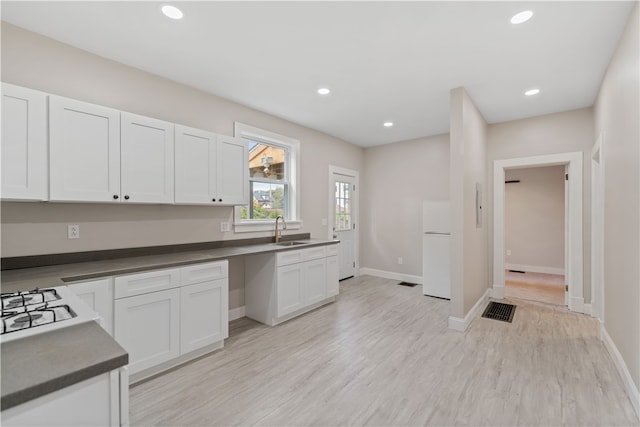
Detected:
left=233, top=122, right=301, bottom=232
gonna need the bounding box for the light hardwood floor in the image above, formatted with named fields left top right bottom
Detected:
left=505, top=270, right=566, bottom=306
left=130, top=275, right=639, bottom=426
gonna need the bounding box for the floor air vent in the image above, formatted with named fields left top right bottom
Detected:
left=397, top=281, right=419, bottom=287
left=482, top=301, right=516, bottom=323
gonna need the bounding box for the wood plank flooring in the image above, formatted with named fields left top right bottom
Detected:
left=130, top=275, right=639, bottom=426
left=505, top=270, right=566, bottom=306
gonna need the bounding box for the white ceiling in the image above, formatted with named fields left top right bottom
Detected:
left=1, top=1, right=634, bottom=147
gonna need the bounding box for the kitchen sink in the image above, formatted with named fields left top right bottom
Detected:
left=275, top=241, right=307, bottom=247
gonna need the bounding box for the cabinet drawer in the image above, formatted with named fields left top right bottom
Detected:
left=180, top=260, right=228, bottom=286
left=114, top=268, right=179, bottom=299
left=304, top=246, right=326, bottom=261
left=325, top=244, right=338, bottom=257
left=276, top=249, right=305, bottom=266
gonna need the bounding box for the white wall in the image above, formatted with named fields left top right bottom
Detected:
left=504, top=166, right=565, bottom=273
left=487, top=108, right=594, bottom=301
left=594, top=3, right=640, bottom=398
left=450, top=87, right=489, bottom=319
left=0, top=23, right=364, bottom=260
left=360, top=134, right=449, bottom=278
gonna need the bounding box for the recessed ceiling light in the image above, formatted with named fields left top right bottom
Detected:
left=525, top=88, right=540, bottom=96
left=317, top=88, right=331, bottom=95
left=162, top=5, right=183, bottom=20
left=383, top=122, right=394, bottom=127
left=510, top=10, right=533, bottom=24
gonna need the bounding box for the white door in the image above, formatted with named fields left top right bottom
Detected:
left=304, top=258, right=327, bottom=305
left=1, top=83, right=48, bottom=201
left=276, top=263, right=304, bottom=317
left=180, top=279, right=228, bottom=354
left=49, top=96, right=121, bottom=202
left=120, top=112, right=174, bottom=204
left=114, top=288, right=180, bottom=374
left=174, top=125, right=217, bottom=205
left=216, top=135, right=249, bottom=205
left=332, top=173, right=356, bottom=280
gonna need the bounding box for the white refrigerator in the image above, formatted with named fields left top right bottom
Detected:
left=422, top=200, right=451, bottom=299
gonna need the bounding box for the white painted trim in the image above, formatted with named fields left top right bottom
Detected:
left=233, top=220, right=302, bottom=233
left=493, top=152, right=583, bottom=313
left=505, top=263, right=565, bottom=276
left=582, top=303, right=592, bottom=316
left=601, top=326, right=640, bottom=419
left=490, top=284, right=505, bottom=299
left=359, top=268, right=422, bottom=285
left=229, top=306, right=246, bottom=321
left=329, top=165, right=360, bottom=279
left=448, top=288, right=491, bottom=331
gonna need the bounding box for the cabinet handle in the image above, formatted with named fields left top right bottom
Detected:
left=113, top=194, right=119, bottom=200
left=124, top=195, right=130, bottom=200
left=218, top=199, right=223, bottom=202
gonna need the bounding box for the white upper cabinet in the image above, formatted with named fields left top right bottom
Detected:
left=120, top=112, right=174, bottom=203
left=174, top=125, right=217, bottom=204
left=49, top=95, right=121, bottom=202
left=175, top=127, right=248, bottom=205
left=216, top=135, right=249, bottom=205
left=1, top=83, right=48, bottom=201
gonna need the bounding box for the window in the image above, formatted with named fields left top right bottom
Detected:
left=233, top=123, right=301, bottom=232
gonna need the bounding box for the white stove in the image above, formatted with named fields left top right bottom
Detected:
left=1, top=286, right=100, bottom=343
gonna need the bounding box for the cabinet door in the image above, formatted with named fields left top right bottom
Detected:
left=276, top=263, right=304, bottom=317
left=49, top=96, right=121, bottom=202
left=304, top=258, right=326, bottom=305
left=67, top=278, right=114, bottom=336
left=114, top=288, right=180, bottom=374
left=216, top=135, right=248, bottom=205
left=1, top=83, right=48, bottom=201
left=120, top=112, right=174, bottom=203
left=326, top=255, right=339, bottom=297
left=174, top=125, right=217, bottom=205
left=180, top=278, right=228, bottom=354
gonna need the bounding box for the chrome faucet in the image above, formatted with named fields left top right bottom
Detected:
left=275, top=215, right=287, bottom=243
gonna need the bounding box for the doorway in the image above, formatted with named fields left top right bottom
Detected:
left=493, top=152, right=585, bottom=313
left=503, top=165, right=566, bottom=306
left=329, top=166, right=359, bottom=280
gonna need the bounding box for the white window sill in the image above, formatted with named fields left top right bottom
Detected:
left=233, top=220, right=303, bottom=233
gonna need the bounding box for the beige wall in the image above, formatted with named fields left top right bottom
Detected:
left=594, top=4, right=639, bottom=393
left=0, top=23, right=364, bottom=260
left=0, top=23, right=364, bottom=309
left=487, top=108, right=594, bottom=301
left=450, top=87, right=489, bottom=318
left=505, top=166, right=565, bottom=272
left=360, top=134, right=449, bottom=277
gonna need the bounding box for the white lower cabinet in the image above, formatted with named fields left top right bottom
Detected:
left=113, top=260, right=228, bottom=379
left=115, top=288, right=181, bottom=374
left=1, top=368, right=127, bottom=427
left=326, top=255, right=339, bottom=297
left=246, top=245, right=338, bottom=326
left=67, top=277, right=114, bottom=335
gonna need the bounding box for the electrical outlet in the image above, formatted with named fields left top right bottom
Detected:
left=220, top=222, right=231, bottom=232
left=506, top=249, right=512, bottom=256
left=397, top=257, right=403, bottom=265
left=67, top=224, right=80, bottom=239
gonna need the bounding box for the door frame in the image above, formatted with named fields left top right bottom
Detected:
left=591, top=134, right=604, bottom=320
left=328, top=165, right=359, bottom=278
left=493, top=152, right=584, bottom=313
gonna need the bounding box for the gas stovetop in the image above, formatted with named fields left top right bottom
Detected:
left=1, top=286, right=100, bottom=343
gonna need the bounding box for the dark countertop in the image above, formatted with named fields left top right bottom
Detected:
left=1, top=238, right=339, bottom=293
left=1, top=321, right=128, bottom=411
left=0, top=238, right=337, bottom=411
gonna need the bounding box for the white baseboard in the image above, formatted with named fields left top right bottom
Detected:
left=582, top=303, right=592, bottom=316
left=229, top=306, right=246, bottom=321
left=448, top=288, right=491, bottom=332
left=569, top=296, right=585, bottom=314
left=601, top=325, right=640, bottom=419
left=505, top=263, right=565, bottom=275
left=490, top=284, right=505, bottom=299
left=359, top=268, right=422, bottom=285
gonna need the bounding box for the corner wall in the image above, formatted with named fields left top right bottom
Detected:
left=449, top=87, right=489, bottom=320
left=593, top=2, right=640, bottom=409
